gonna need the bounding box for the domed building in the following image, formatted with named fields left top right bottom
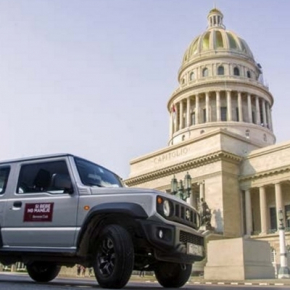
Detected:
left=126, top=8, right=290, bottom=274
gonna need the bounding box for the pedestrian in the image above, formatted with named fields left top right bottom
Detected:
left=81, top=266, right=86, bottom=277
left=77, top=264, right=81, bottom=276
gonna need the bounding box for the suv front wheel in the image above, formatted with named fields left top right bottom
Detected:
left=93, top=224, right=134, bottom=289
left=26, top=262, right=61, bottom=283
left=154, top=262, right=192, bottom=288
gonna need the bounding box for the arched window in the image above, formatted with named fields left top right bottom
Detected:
left=245, top=129, right=250, bottom=138
left=217, top=66, right=224, bottom=75
left=247, top=71, right=251, bottom=78
left=202, top=68, right=208, bottom=77
left=234, top=67, right=240, bottom=76
left=190, top=72, right=195, bottom=81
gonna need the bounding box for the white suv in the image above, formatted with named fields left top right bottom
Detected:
left=0, top=153, right=204, bottom=288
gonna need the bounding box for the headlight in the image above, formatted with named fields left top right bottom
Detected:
left=163, top=200, right=171, bottom=217
left=156, top=196, right=172, bottom=218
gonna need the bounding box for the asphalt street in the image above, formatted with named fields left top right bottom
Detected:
left=0, top=273, right=289, bottom=290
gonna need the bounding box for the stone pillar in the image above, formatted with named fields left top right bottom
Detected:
left=169, top=110, right=173, bottom=137
left=216, top=91, right=221, bottom=121
left=262, top=99, right=267, bottom=126
left=174, top=102, right=178, bottom=132
left=199, top=181, right=205, bottom=200
left=247, top=93, right=252, bottom=123
left=227, top=90, right=232, bottom=121
left=205, top=92, right=210, bottom=122
left=255, top=96, right=261, bottom=125
left=275, top=183, right=284, bottom=227
left=259, top=186, right=267, bottom=235
left=238, top=91, right=243, bottom=122
left=180, top=101, right=184, bottom=129
left=245, top=189, right=253, bottom=236
left=195, top=95, right=200, bottom=125
left=267, top=102, right=273, bottom=130
left=187, top=191, right=194, bottom=207
left=205, top=92, right=210, bottom=123
left=186, top=97, right=191, bottom=127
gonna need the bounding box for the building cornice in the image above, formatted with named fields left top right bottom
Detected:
left=239, top=164, right=290, bottom=182
left=126, top=150, right=242, bottom=186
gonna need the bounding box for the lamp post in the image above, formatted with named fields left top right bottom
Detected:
left=278, top=209, right=290, bottom=279
left=170, top=172, right=192, bottom=201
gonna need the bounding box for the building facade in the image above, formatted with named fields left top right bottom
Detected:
left=126, top=8, right=290, bottom=271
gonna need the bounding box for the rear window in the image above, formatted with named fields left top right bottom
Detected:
left=0, top=167, right=10, bottom=194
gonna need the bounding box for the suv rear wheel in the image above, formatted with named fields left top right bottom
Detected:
left=154, top=262, right=192, bottom=288
left=93, top=224, right=134, bottom=289
left=26, top=262, right=61, bottom=282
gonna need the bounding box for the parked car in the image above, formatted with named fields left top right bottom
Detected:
left=0, top=153, right=205, bottom=288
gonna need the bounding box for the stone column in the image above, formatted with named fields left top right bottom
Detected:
left=247, top=93, right=252, bottom=123
left=255, top=96, right=261, bottom=125
left=187, top=191, right=194, bottom=207
left=180, top=101, right=184, bottom=129
left=275, top=183, right=284, bottom=227
left=262, top=99, right=267, bottom=126
left=195, top=95, right=200, bottom=125
left=245, top=189, right=253, bottom=236
left=267, top=103, right=273, bottom=131
left=174, top=102, right=178, bottom=132
left=169, top=110, right=173, bottom=137
left=227, top=90, right=232, bottom=121
left=199, top=181, right=205, bottom=200
left=238, top=91, right=243, bottom=122
left=187, top=97, right=191, bottom=127
left=259, top=186, right=267, bottom=235
left=216, top=91, right=221, bottom=121
left=205, top=92, right=210, bottom=122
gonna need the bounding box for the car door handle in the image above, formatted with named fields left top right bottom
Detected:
left=12, top=201, right=22, bottom=209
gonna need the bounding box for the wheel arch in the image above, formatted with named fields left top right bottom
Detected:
left=77, top=202, right=148, bottom=258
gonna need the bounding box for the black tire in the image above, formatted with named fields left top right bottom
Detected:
left=93, top=224, right=134, bottom=289
left=26, top=262, right=61, bottom=283
left=154, top=262, right=192, bottom=288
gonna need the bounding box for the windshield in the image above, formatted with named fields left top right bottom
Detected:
left=74, top=157, right=123, bottom=188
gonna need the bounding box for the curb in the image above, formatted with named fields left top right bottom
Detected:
left=191, top=281, right=288, bottom=286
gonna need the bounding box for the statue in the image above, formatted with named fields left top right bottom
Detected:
left=199, top=198, right=213, bottom=230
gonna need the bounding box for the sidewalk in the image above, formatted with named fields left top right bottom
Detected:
left=129, top=275, right=290, bottom=287
left=190, top=277, right=290, bottom=287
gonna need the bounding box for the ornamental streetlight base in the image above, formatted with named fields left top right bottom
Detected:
left=278, top=266, right=290, bottom=279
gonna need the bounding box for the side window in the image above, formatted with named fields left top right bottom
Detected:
left=0, top=167, right=10, bottom=195
left=17, top=161, right=72, bottom=194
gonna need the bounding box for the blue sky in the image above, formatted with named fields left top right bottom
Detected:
left=0, top=0, right=289, bottom=178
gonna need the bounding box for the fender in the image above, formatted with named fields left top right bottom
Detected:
left=77, top=202, right=148, bottom=247
left=88, top=202, right=148, bottom=219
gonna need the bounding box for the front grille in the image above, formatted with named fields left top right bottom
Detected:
left=179, top=231, right=204, bottom=246
left=156, top=196, right=200, bottom=229
left=173, top=203, right=198, bottom=228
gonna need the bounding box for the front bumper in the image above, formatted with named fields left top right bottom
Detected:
left=138, top=220, right=204, bottom=264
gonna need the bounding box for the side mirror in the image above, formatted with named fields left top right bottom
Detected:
left=51, top=173, right=73, bottom=194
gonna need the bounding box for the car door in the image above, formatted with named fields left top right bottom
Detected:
left=2, top=158, right=79, bottom=249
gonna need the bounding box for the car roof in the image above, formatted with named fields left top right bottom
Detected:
left=0, top=153, right=75, bottom=165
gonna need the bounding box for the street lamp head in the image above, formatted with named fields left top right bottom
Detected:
left=171, top=175, right=178, bottom=194
left=184, top=172, right=192, bottom=191
left=278, top=209, right=284, bottom=222
left=179, top=179, right=184, bottom=191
